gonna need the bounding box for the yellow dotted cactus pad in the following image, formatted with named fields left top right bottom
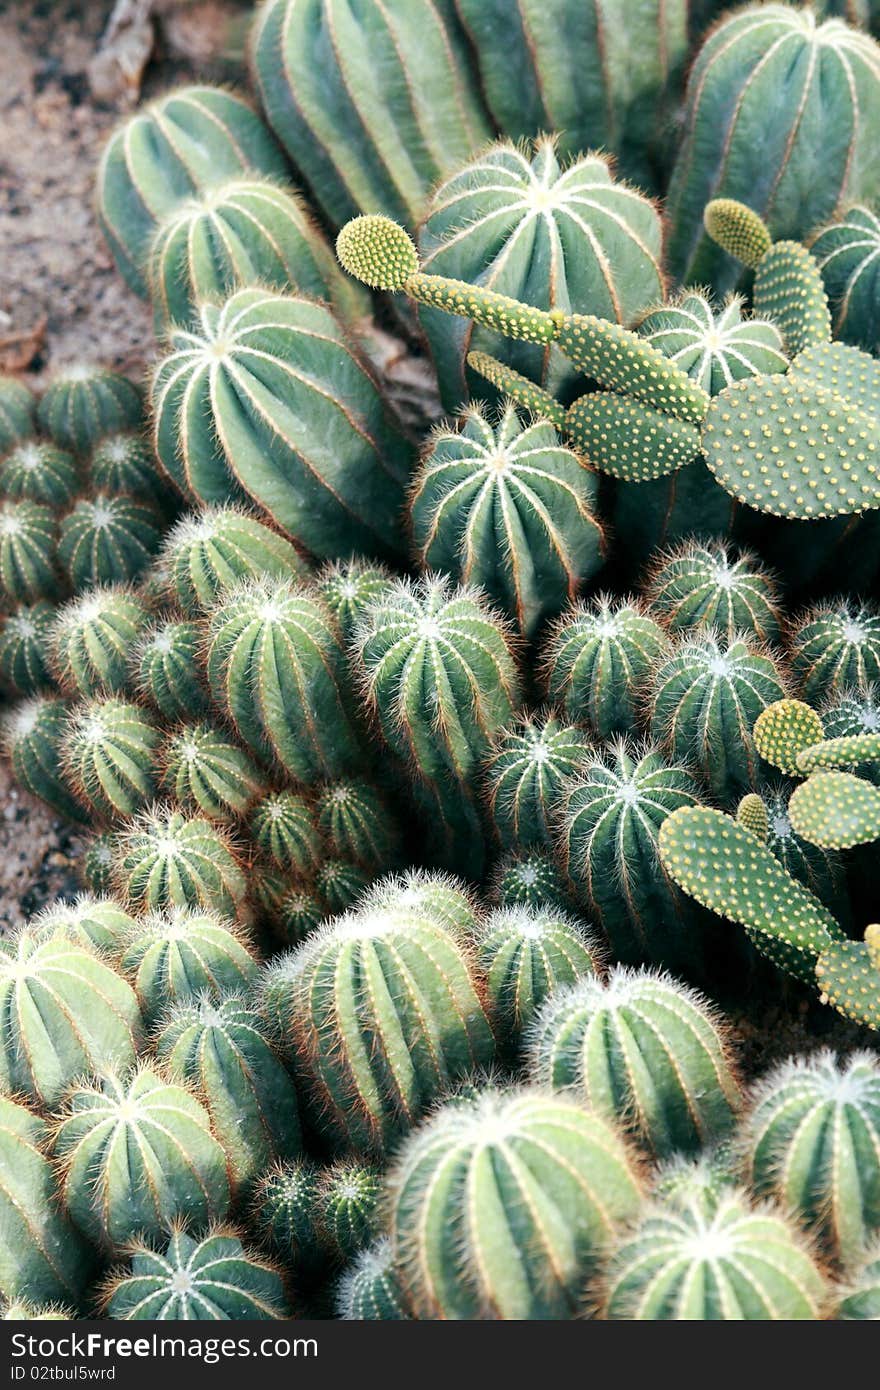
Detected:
left=703, top=198, right=772, bottom=270
left=753, top=699, right=825, bottom=777
left=736, top=793, right=768, bottom=842
left=797, top=732, right=880, bottom=775
left=789, top=770, right=880, bottom=850
left=753, top=241, right=832, bottom=356
left=556, top=314, right=710, bottom=424
left=336, top=214, right=419, bottom=291
left=467, top=352, right=567, bottom=429
left=789, top=341, right=880, bottom=417
left=565, top=392, right=702, bottom=481
left=816, top=934, right=880, bottom=1031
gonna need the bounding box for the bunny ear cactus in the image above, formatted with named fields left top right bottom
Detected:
left=0, top=602, right=55, bottom=694
left=788, top=770, right=880, bottom=850
left=50, top=587, right=150, bottom=698
left=811, top=205, right=880, bottom=350
left=337, top=1239, right=410, bottom=1321
left=58, top=493, right=164, bottom=590
left=316, top=558, right=394, bottom=643
left=162, top=722, right=266, bottom=824
left=159, top=505, right=309, bottom=616
left=0, top=499, right=59, bottom=603
left=472, top=905, right=601, bottom=1042
left=152, top=288, right=412, bottom=562
left=38, top=365, right=143, bottom=456
left=315, top=780, right=401, bottom=871
left=102, top=1228, right=289, bottom=1320
left=119, top=906, right=258, bottom=1021
left=754, top=698, right=827, bottom=777
left=816, top=925, right=880, bottom=1030
left=0, top=441, right=78, bottom=508
left=758, top=784, right=846, bottom=913
left=135, top=618, right=210, bottom=722
left=97, top=84, right=288, bottom=297
left=64, top=697, right=160, bottom=821
left=114, top=805, right=248, bottom=919
left=644, top=540, right=782, bottom=644
left=637, top=293, right=788, bottom=397
left=2, top=696, right=87, bottom=823
left=483, top=714, right=590, bottom=851
left=0, top=375, right=36, bottom=454
left=791, top=601, right=880, bottom=703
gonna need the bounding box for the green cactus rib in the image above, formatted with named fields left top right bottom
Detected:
left=102, top=1229, right=289, bottom=1320
left=650, top=1152, right=738, bottom=1220
left=113, top=805, right=248, bottom=919
left=2, top=696, right=87, bottom=823
left=249, top=791, right=321, bottom=877
left=160, top=505, right=309, bottom=616
left=472, top=905, right=601, bottom=1040
left=788, top=770, right=880, bottom=849
left=837, top=1242, right=880, bottom=1320
left=318, top=1161, right=382, bottom=1261
left=359, top=870, right=478, bottom=938
left=0, top=441, right=78, bottom=508
left=162, top=721, right=266, bottom=823
left=38, top=366, right=143, bottom=456
left=251, top=1159, right=322, bottom=1264
left=317, top=559, right=394, bottom=643
left=119, top=907, right=258, bottom=1021
left=0, top=375, right=36, bottom=455
left=637, top=293, right=788, bottom=398
left=59, top=494, right=163, bottom=590
left=483, top=714, right=590, bottom=851
left=31, top=895, right=135, bottom=955
left=64, top=697, right=160, bottom=821
left=337, top=1239, right=410, bottom=1321
left=702, top=199, right=772, bottom=270
left=644, top=540, right=782, bottom=644
left=0, top=602, right=55, bottom=695
left=315, top=780, right=401, bottom=870
left=658, top=805, right=845, bottom=983
left=752, top=241, right=834, bottom=356
left=314, top=858, right=371, bottom=916
left=0, top=499, right=59, bottom=603
left=753, top=698, right=826, bottom=777
left=811, top=204, right=880, bottom=351
left=50, top=588, right=150, bottom=699
left=135, top=619, right=210, bottom=722
left=81, top=833, right=114, bottom=896
left=819, top=687, right=880, bottom=782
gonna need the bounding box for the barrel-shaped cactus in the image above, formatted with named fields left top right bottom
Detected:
left=791, top=601, right=880, bottom=703
left=81, top=833, right=114, bottom=896
left=251, top=1159, right=322, bottom=1265
left=88, top=432, right=165, bottom=505
left=103, top=1228, right=289, bottom=1320
left=0, top=375, right=36, bottom=454
left=64, top=697, right=160, bottom=821
left=493, top=848, right=572, bottom=913
left=317, top=557, right=394, bottom=643
left=50, top=586, right=150, bottom=698
left=119, top=906, right=257, bottom=1020
left=472, top=905, right=601, bottom=1041
left=411, top=404, right=604, bottom=639
left=0, top=930, right=141, bottom=1108
left=97, top=84, right=288, bottom=297
left=31, top=894, right=136, bottom=955
left=162, top=721, right=266, bottom=823
left=159, top=505, right=308, bottom=615
left=59, top=493, right=163, bottom=590
left=2, top=695, right=86, bottom=822
left=645, top=540, right=782, bottom=644
left=637, top=293, right=788, bottom=396
left=315, top=779, right=401, bottom=870
left=318, top=1161, right=383, bottom=1262
left=135, top=618, right=210, bottom=721
left=0, top=441, right=78, bottom=507
left=811, top=205, right=880, bottom=351
left=337, top=1239, right=410, bottom=1321
left=543, top=598, right=669, bottom=738
left=314, top=858, right=371, bottom=916
left=360, top=869, right=478, bottom=937
left=0, top=499, right=59, bottom=602
left=153, top=289, right=411, bottom=561
left=0, top=602, right=54, bottom=694
left=389, top=1087, right=643, bottom=1319
left=824, top=685, right=880, bottom=783
left=249, top=790, right=321, bottom=878
left=483, top=714, right=590, bottom=851
left=114, top=805, right=248, bottom=919
left=760, top=784, right=846, bottom=911
left=54, top=1065, right=230, bottom=1249
left=38, top=365, right=142, bottom=456
left=837, top=1242, right=880, bottom=1319
left=527, top=968, right=740, bottom=1157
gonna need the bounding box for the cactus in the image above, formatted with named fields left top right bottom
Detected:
left=54, top=1065, right=230, bottom=1249
left=0, top=1096, right=94, bottom=1309
left=0, top=441, right=78, bottom=507
left=754, top=698, right=827, bottom=778
left=314, top=859, right=371, bottom=916
left=153, top=289, right=412, bottom=562
left=649, top=632, right=787, bottom=803
left=644, top=540, right=781, bottom=644
left=102, top=1228, right=289, bottom=1320
left=114, top=805, right=248, bottom=919
left=59, top=493, right=163, bottom=590
left=89, top=432, right=166, bottom=506
left=602, top=1188, right=828, bottom=1320
left=96, top=84, right=288, bottom=297
left=416, top=140, right=664, bottom=409
left=31, top=894, right=136, bottom=955
left=1, top=1301, right=72, bottom=1320
left=0, top=499, right=59, bottom=602
left=815, top=926, right=880, bottom=1030
left=473, top=905, right=601, bottom=1041
left=638, top=293, right=788, bottom=396
left=38, top=365, right=142, bottom=456
left=667, top=5, right=880, bottom=291
left=789, top=770, right=880, bottom=849
left=159, top=505, right=309, bottom=616
left=493, top=848, right=572, bottom=913
left=389, top=1087, right=643, bottom=1319
left=791, top=601, right=880, bottom=704
left=64, top=697, right=160, bottom=821
left=760, top=784, right=846, bottom=911
left=542, top=597, right=668, bottom=739
left=275, top=886, right=325, bottom=946
left=743, top=1050, right=880, bottom=1265
left=155, top=993, right=301, bottom=1192
left=119, top=906, right=257, bottom=1021
left=162, top=721, right=266, bottom=823
left=824, top=685, right=880, bottom=783
left=837, top=1242, right=880, bottom=1319
left=81, top=832, right=114, bottom=895
left=2, top=696, right=86, bottom=823
left=0, top=376, right=36, bottom=455
left=251, top=1159, right=322, bottom=1265
left=650, top=1151, right=739, bottom=1219
left=737, top=792, right=769, bottom=842
left=135, top=618, right=210, bottom=722
left=251, top=0, right=489, bottom=230
left=810, top=205, right=880, bottom=351
left=483, top=714, right=590, bottom=851
left=207, top=577, right=362, bottom=784
left=337, top=1239, right=409, bottom=1321
left=0, top=930, right=141, bottom=1108
left=751, top=241, right=835, bottom=357
left=560, top=741, right=704, bottom=969
left=318, top=1161, right=382, bottom=1261
left=411, top=403, right=605, bottom=638
left=249, top=790, right=322, bottom=877
left=50, top=586, right=150, bottom=698
left=0, top=602, right=54, bottom=694
left=315, top=780, right=401, bottom=870
left=317, top=558, right=394, bottom=643
left=527, top=968, right=740, bottom=1158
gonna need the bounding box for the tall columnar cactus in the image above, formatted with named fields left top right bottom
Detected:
left=411, top=404, right=605, bottom=639
left=50, top=587, right=150, bottom=698
left=472, top=905, right=601, bottom=1042
left=251, top=0, right=489, bottom=229
left=2, top=696, right=87, bottom=823
left=0, top=375, right=36, bottom=454
left=649, top=632, right=788, bottom=803
left=251, top=1159, right=322, bottom=1265
left=0, top=499, right=59, bottom=602
left=152, top=289, right=411, bottom=562
left=527, top=968, right=740, bottom=1158
left=337, top=1240, right=410, bottom=1321
left=38, top=365, right=142, bottom=455
left=0, top=1096, right=94, bottom=1309
left=493, top=848, right=572, bottom=913
left=102, top=1229, right=289, bottom=1320
left=388, top=1088, right=643, bottom=1319
left=0, top=441, right=78, bottom=507
left=791, top=601, right=880, bottom=703
left=416, top=140, right=664, bottom=409
left=637, top=293, right=788, bottom=396
left=318, top=1161, right=383, bottom=1262
left=542, top=598, right=669, bottom=738
left=96, top=84, right=288, bottom=297
left=31, top=895, right=136, bottom=956
left=150, top=176, right=368, bottom=332
left=559, top=741, right=704, bottom=969
left=0, top=931, right=141, bottom=1108
left=162, top=722, right=266, bottom=823
left=135, top=618, right=210, bottom=722
left=207, top=578, right=362, bottom=784
left=155, top=993, right=301, bottom=1192
left=742, top=1050, right=880, bottom=1266
left=54, top=1065, right=230, bottom=1249
left=249, top=791, right=322, bottom=878
left=159, top=505, right=309, bottom=616
left=837, top=1242, right=880, bottom=1320
left=118, top=907, right=257, bottom=1021
left=667, top=5, right=880, bottom=290
left=317, top=558, right=394, bottom=643
left=483, top=714, right=590, bottom=851
left=64, top=697, right=160, bottom=821
left=644, top=541, right=782, bottom=644
left=315, top=780, right=401, bottom=870
left=114, top=805, right=248, bottom=918
left=602, top=1189, right=828, bottom=1320
left=0, top=602, right=54, bottom=694
left=58, top=493, right=163, bottom=590
left=810, top=205, right=880, bottom=351
left=88, top=432, right=166, bottom=506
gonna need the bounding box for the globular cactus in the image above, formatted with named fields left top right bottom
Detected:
left=58, top=493, right=163, bottom=590
left=318, top=1162, right=382, bottom=1262
left=155, top=993, right=301, bottom=1192
left=2, top=695, right=87, bottom=823
left=0, top=1096, right=94, bottom=1309
left=81, top=832, right=114, bottom=895
left=102, top=1228, right=289, bottom=1320
left=118, top=906, right=257, bottom=1021
left=96, top=84, right=288, bottom=297
left=31, top=894, right=136, bottom=955
left=207, top=578, right=362, bottom=784
left=389, top=1087, right=643, bottom=1319
left=1, top=1301, right=72, bottom=1320
left=64, top=697, right=160, bottom=821
left=360, top=869, right=478, bottom=937
left=650, top=632, right=787, bottom=803
left=493, top=848, right=572, bottom=913
left=0, top=375, right=36, bottom=454
left=667, top=5, right=880, bottom=290
left=249, top=790, right=322, bottom=877
left=251, top=0, right=489, bottom=229
left=650, top=1151, right=738, bottom=1220
left=760, top=784, right=846, bottom=911
left=354, top=575, right=520, bottom=788
left=135, top=618, right=210, bottom=721
left=0, top=602, right=54, bottom=694
left=0, top=499, right=59, bottom=602
left=644, top=540, right=782, bottom=644
left=114, top=805, right=248, bottom=919
left=527, top=968, right=740, bottom=1158
left=791, top=601, right=880, bottom=703
left=742, top=1050, right=880, bottom=1266
left=274, top=886, right=325, bottom=947
left=0, top=930, right=141, bottom=1108
left=602, top=1188, right=828, bottom=1320
left=637, top=293, right=788, bottom=396
left=789, top=770, right=880, bottom=850
left=251, top=1160, right=321, bottom=1266
left=483, top=714, right=590, bottom=851
left=50, top=586, right=150, bottom=698
left=150, top=176, right=368, bottom=332
left=88, top=432, right=166, bottom=506
left=159, top=505, right=309, bottom=616
left=337, top=1239, right=409, bottom=1321
left=314, top=858, right=371, bottom=916
left=811, top=205, right=880, bottom=351
left=317, top=558, right=393, bottom=643
left=543, top=597, right=669, bottom=738
left=410, top=403, right=605, bottom=638
left=315, top=779, right=401, bottom=870
left=54, top=1065, right=230, bottom=1249
left=0, top=440, right=78, bottom=507
left=38, top=365, right=142, bottom=456
left=837, top=1242, right=880, bottom=1319
left=824, top=685, right=880, bottom=783
left=560, top=741, right=704, bottom=969
left=152, top=289, right=412, bottom=561
left=472, top=905, right=601, bottom=1042
left=162, top=722, right=266, bottom=823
